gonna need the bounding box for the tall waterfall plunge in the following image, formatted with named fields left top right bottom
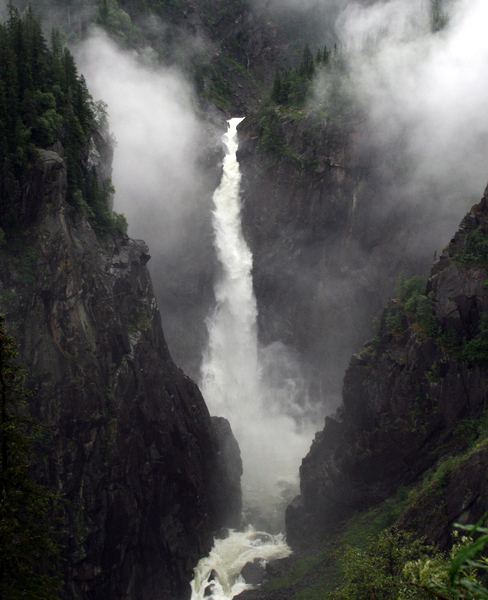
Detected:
left=200, top=119, right=316, bottom=529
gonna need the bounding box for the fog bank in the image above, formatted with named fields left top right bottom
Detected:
left=325, top=0, right=488, bottom=255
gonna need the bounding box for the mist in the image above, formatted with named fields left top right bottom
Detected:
left=75, top=30, right=223, bottom=376
left=76, top=30, right=206, bottom=251
left=201, top=120, right=318, bottom=532
left=315, top=0, right=488, bottom=257
left=72, top=0, right=488, bottom=525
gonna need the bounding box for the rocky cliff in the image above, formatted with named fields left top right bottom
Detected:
left=236, top=109, right=427, bottom=407
left=286, top=184, right=488, bottom=548
left=0, top=141, right=242, bottom=599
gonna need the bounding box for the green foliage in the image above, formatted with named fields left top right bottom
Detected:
left=421, top=454, right=464, bottom=494
left=405, top=518, right=488, bottom=599
left=334, top=528, right=439, bottom=600
left=97, top=0, right=142, bottom=47
left=435, top=311, right=488, bottom=365
left=194, top=63, right=232, bottom=109
left=453, top=416, right=482, bottom=446
left=270, top=43, right=334, bottom=107
left=384, top=300, right=406, bottom=337
left=112, top=211, right=128, bottom=235
left=397, top=275, right=438, bottom=337
left=0, top=6, right=122, bottom=239
left=455, top=227, right=488, bottom=267
left=0, top=315, right=63, bottom=599
left=341, top=487, right=413, bottom=552
left=267, top=554, right=322, bottom=591
left=397, top=275, right=425, bottom=303
left=425, top=360, right=441, bottom=382
left=334, top=516, right=488, bottom=600
left=380, top=275, right=438, bottom=340
left=437, top=327, right=463, bottom=356
left=459, top=313, right=488, bottom=365
left=258, top=108, right=286, bottom=155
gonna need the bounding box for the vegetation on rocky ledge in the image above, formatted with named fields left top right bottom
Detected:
left=0, top=4, right=124, bottom=240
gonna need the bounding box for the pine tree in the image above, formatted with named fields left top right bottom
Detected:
left=270, top=69, right=282, bottom=104
left=322, top=45, right=330, bottom=64
left=0, top=315, right=63, bottom=600
left=299, top=43, right=314, bottom=80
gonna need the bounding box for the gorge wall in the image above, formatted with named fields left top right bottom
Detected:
left=0, top=137, right=242, bottom=599
left=236, top=109, right=433, bottom=408
left=286, top=185, right=488, bottom=549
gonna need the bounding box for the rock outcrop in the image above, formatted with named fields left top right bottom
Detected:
left=287, top=186, right=488, bottom=548
left=0, top=147, right=241, bottom=599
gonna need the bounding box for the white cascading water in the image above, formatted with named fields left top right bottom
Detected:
left=190, top=528, right=291, bottom=600
left=193, top=119, right=317, bottom=599
left=201, top=117, right=315, bottom=520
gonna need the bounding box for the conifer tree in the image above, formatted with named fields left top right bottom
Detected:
left=0, top=7, right=116, bottom=236
left=0, top=315, right=63, bottom=600
left=322, top=45, right=330, bottom=64
left=300, top=43, right=314, bottom=79
left=270, top=69, right=282, bottom=104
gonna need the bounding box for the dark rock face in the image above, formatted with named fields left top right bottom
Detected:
left=211, top=416, right=243, bottom=529
left=236, top=113, right=424, bottom=406
left=0, top=150, right=241, bottom=599
left=286, top=187, right=488, bottom=547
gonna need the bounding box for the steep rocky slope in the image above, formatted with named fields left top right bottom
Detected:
left=0, top=144, right=242, bottom=599
left=287, top=184, right=488, bottom=548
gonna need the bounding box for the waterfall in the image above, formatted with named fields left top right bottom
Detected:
left=200, top=119, right=315, bottom=526
left=194, top=118, right=317, bottom=600
left=200, top=117, right=260, bottom=421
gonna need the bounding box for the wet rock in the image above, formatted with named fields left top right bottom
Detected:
left=241, top=559, right=267, bottom=586
left=0, top=149, right=242, bottom=600
left=214, top=528, right=231, bottom=540
left=211, top=416, right=243, bottom=529
left=204, top=583, right=216, bottom=597
left=286, top=188, right=488, bottom=548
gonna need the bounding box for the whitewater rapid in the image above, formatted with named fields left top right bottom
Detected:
left=190, top=528, right=291, bottom=600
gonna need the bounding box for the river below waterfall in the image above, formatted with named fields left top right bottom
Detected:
left=190, top=528, right=292, bottom=600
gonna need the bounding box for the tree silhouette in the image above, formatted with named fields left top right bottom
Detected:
left=0, top=315, right=63, bottom=600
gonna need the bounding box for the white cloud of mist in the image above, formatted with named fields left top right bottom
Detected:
left=75, top=29, right=209, bottom=256
left=325, top=0, right=488, bottom=253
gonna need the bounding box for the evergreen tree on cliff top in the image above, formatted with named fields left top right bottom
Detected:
left=0, top=2, right=120, bottom=239
left=0, top=315, right=63, bottom=600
